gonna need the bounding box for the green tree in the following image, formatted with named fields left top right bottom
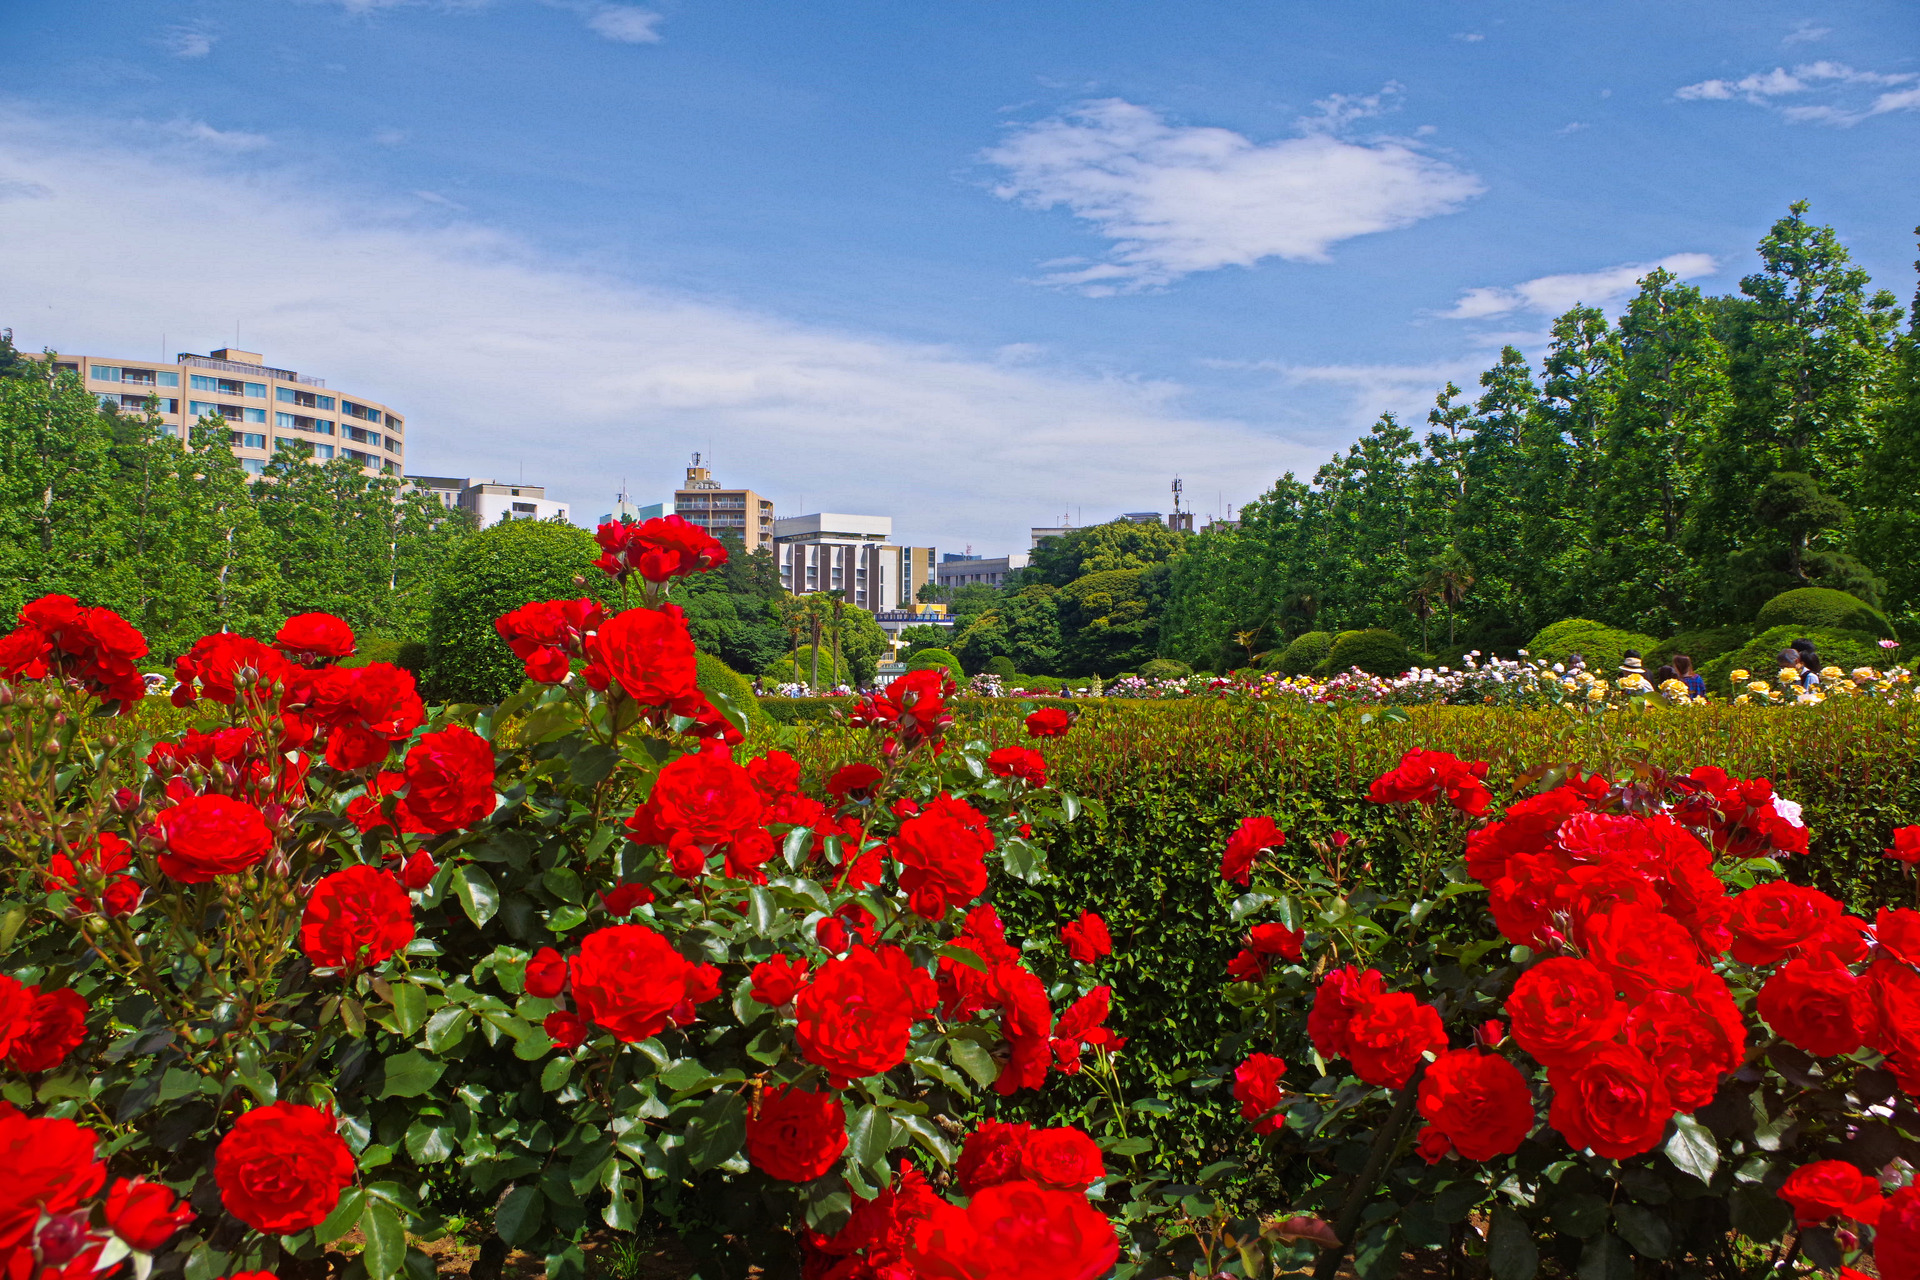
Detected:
left=424, top=519, right=605, bottom=702
left=1023, top=519, right=1187, bottom=586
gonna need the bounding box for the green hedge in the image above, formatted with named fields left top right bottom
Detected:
left=1322, top=627, right=1409, bottom=677
left=1757, top=586, right=1893, bottom=638
left=1702, top=624, right=1889, bottom=690
left=423, top=519, right=605, bottom=703
left=1527, top=617, right=1659, bottom=672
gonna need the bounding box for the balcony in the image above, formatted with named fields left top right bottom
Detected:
left=180, top=353, right=324, bottom=386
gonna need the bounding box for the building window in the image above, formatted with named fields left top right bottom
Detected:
left=342, top=401, right=381, bottom=423
left=342, top=424, right=380, bottom=446
left=188, top=401, right=224, bottom=419
left=274, top=412, right=334, bottom=434
left=384, top=435, right=403, bottom=454
left=512, top=501, right=536, bottom=514
left=91, top=366, right=120, bottom=382
left=245, top=382, right=266, bottom=398
left=52, top=362, right=79, bottom=375
left=228, top=431, right=267, bottom=449
left=342, top=448, right=376, bottom=466
left=276, top=388, right=334, bottom=410
left=315, top=443, right=334, bottom=460
left=243, top=407, right=266, bottom=424
left=241, top=458, right=266, bottom=476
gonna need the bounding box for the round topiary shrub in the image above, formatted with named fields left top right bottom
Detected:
left=1323, top=628, right=1411, bottom=678
left=424, top=519, right=606, bottom=703
left=1755, top=587, right=1893, bottom=639
left=1649, top=625, right=1754, bottom=669
left=907, top=647, right=963, bottom=676
left=696, top=650, right=766, bottom=725
left=1275, top=631, right=1332, bottom=676
left=1138, top=658, right=1192, bottom=681
left=985, top=655, right=1018, bottom=677
left=1526, top=618, right=1660, bottom=674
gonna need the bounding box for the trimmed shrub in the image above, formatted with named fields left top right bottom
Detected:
left=985, top=655, right=1018, bottom=677
left=1322, top=628, right=1410, bottom=677
left=907, top=647, right=963, bottom=676
left=1274, top=630, right=1332, bottom=676
left=423, top=519, right=605, bottom=703
left=696, top=650, right=765, bottom=727
left=1649, top=625, right=1753, bottom=669
left=1702, top=624, right=1890, bottom=691
left=1138, top=658, right=1192, bottom=681
left=1755, top=586, right=1893, bottom=638
left=1526, top=618, right=1659, bottom=673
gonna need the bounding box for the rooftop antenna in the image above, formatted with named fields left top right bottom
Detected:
left=1171, top=476, right=1184, bottom=514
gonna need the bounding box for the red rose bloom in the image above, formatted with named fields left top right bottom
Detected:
left=1580, top=906, right=1711, bottom=1001
left=1024, top=708, right=1072, bottom=738
left=494, top=598, right=604, bottom=682
left=1308, top=966, right=1386, bottom=1062
left=398, top=725, right=496, bottom=834
left=1759, top=956, right=1865, bottom=1057
left=907, top=1180, right=1119, bottom=1280
left=303, top=662, right=427, bottom=770
left=1019, top=1127, right=1105, bottom=1190
left=1729, top=882, right=1845, bottom=967
left=0, top=1102, right=106, bottom=1258
left=1368, top=749, right=1491, bottom=816
left=1624, top=987, right=1744, bottom=1113
left=8, top=987, right=90, bottom=1073
left=826, top=762, right=885, bottom=804
left=1346, top=988, right=1447, bottom=1089
left=590, top=606, right=700, bottom=707
left=956, top=1120, right=1033, bottom=1194
left=300, top=866, right=415, bottom=973
left=1506, top=958, right=1626, bottom=1068
left=1220, top=816, right=1284, bottom=886
left=153, top=794, right=274, bottom=883
left=1416, top=1049, right=1535, bottom=1161
left=570, top=924, right=721, bottom=1043
left=1546, top=1044, right=1672, bottom=1159
left=1248, top=921, right=1304, bottom=961
left=795, top=945, right=937, bottom=1083
left=987, top=746, right=1047, bottom=787
left=749, top=955, right=811, bottom=1006
left=44, top=831, right=140, bottom=918
left=1233, top=1052, right=1289, bottom=1134
left=892, top=793, right=995, bottom=915
left=544, top=1011, right=588, bottom=1051
left=213, top=1103, right=356, bottom=1234
left=106, top=1177, right=194, bottom=1252
left=1890, top=826, right=1920, bottom=865
left=1778, top=1160, right=1885, bottom=1226
left=848, top=669, right=952, bottom=750
left=644, top=747, right=765, bottom=845
left=599, top=882, right=656, bottom=916
left=524, top=947, right=567, bottom=999
left=1060, top=911, right=1112, bottom=965
left=746, top=1085, right=848, bottom=1183
left=0, top=976, right=33, bottom=1062
left=172, top=633, right=292, bottom=708
left=594, top=514, right=729, bottom=583
left=1878, top=1185, right=1920, bottom=1280
left=274, top=613, right=355, bottom=662
left=1, top=594, right=149, bottom=705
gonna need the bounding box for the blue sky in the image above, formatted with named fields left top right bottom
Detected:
left=2, top=0, right=1917, bottom=554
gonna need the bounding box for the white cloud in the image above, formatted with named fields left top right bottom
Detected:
left=164, top=120, right=271, bottom=151
left=584, top=5, right=663, bottom=42
left=1783, top=21, right=1830, bottom=45
left=162, top=27, right=215, bottom=58
left=1675, top=61, right=1919, bottom=124
left=1451, top=32, right=1484, bottom=43
left=982, top=95, right=1484, bottom=294
left=1440, top=253, right=1718, bottom=320
left=0, top=109, right=1295, bottom=553
left=372, top=127, right=409, bottom=147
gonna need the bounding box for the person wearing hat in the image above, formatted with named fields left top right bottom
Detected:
left=1618, top=651, right=1646, bottom=675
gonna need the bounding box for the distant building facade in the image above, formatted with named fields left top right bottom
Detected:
left=936, top=552, right=1029, bottom=590
left=43, top=346, right=405, bottom=478
left=674, top=456, right=774, bottom=553
left=406, top=476, right=569, bottom=524
left=774, top=513, right=934, bottom=612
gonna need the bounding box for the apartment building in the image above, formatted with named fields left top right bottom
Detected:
left=674, top=456, right=774, bottom=553
left=45, top=347, right=405, bottom=477
left=406, top=476, right=570, bottom=525
left=936, top=552, right=1030, bottom=590
left=775, top=513, right=936, bottom=613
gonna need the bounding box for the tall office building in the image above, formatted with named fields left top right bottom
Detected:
left=42, top=347, right=405, bottom=477
left=775, top=513, right=935, bottom=612
left=673, top=456, right=775, bottom=553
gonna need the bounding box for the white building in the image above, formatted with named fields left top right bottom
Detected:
left=936, top=552, right=1030, bottom=590
left=405, top=476, right=570, bottom=525
left=775, top=513, right=934, bottom=612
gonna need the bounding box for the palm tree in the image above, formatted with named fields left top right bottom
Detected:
left=1405, top=582, right=1435, bottom=654
left=776, top=594, right=805, bottom=681
left=1422, top=549, right=1476, bottom=647
left=829, top=590, right=848, bottom=691
left=805, top=595, right=828, bottom=692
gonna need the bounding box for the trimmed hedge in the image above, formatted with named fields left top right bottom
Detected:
left=1702, top=624, right=1890, bottom=690
left=1757, top=586, right=1893, bottom=638
left=1322, top=628, right=1409, bottom=677
left=1650, top=625, right=1752, bottom=669
left=906, top=647, right=963, bottom=675
left=695, top=651, right=765, bottom=728
left=1138, top=658, right=1192, bottom=681
left=1275, top=630, right=1332, bottom=676
left=423, top=519, right=606, bottom=703
left=1526, top=617, right=1659, bottom=673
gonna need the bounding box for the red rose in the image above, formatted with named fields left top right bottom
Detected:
left=494, top=598, right=604, bottom=682
left=154, top=794, right=274, bottom=883
left=749, top=955, right=811, bottom=1006
left=1248, top=922, right=1304, bottom=961
left=172, top=633, right=291, bottom=708
left=274, top=613, right=356, bottom=662
left=1580, top=906, right=1712, bottom=1001
left=1876, top=908, right=1920, bottom=967
left=599, top=882, right=655, bottom=916
left=300, top=866, right=414, bottom=973
left=303, top=663, right=426, bottom=770
left=1233, top=1053, right=1288, bottom=1134
left=213, top=1103, right=356, bottom=1234
left=570, top=924, right=721, bottom=1042
left=795, top=945, right=937, bottom=1083
left=1416, top=1049, right=1535, bottom=1161
left=907, top=1180, right=1118, bottom=1280
left=1506, top=958, right=1625, bottom=1068
left=1220, top=816, right=1283, bottom=886
left=1049, top=986, right=1119, bottom=1074
left=746, top=1085, right=848, bottom=1182
left=827, top=762, right=885, bottom=803
left=524, top=947, right=567, bottom=999
left=1060, top=911, right=1112, bottom=965
left=1878, top=1186, right=1920, bottom=1280
left=1624, top=987, right=1744, bottom=1113
left=1729, top=882, right=1845, bottom=966
left=399, top=726, right=496, bottom=834
left=892, top=793, right=995, bottom=915
left=8, top=987, right=90, bottom=1073
left=1368, top=749, right=1490, bottom=816
left=1890, top=826, right=1920, bottom=865
left=3, top=595, right=149, bottom=705
left=1489, top=850, right=1573, bottom=950
left=1019, top=1127, right=1104, bottom=1191
left=0, top=976, right=33, bottom=1062
left=1759, top=956, right=1865, bottom=1057
left=1546, top=1044, right=1672, bottom=1159
left=1024, top=708, right=1072, bottom=738
left=589, top=606, right=699, bottom=707
left=1345, top=988, right=1446, bottom=1089
left=44, top=831, right=139, bottom=917
left=1778, top=1160, right=1885, bottom=1226
left=987, top=746, right=1047, bottom=787
left=106, top=1177, right=194, bottom=1252
left=639, top=746, right=764, bottom=845
left=956, top=1119, right=1032, bottom=1194
left=1307, top=966, right=1386, bottom=1062
left=594, top=514, right=729, bottom=583
left=1466, top=788, right=1590, bottom=883
left=848, top=669, right=952, bottom=750
left=0, top=1103, right=106, bottom=1257
left=544, top=1011, right=587, bottom=1051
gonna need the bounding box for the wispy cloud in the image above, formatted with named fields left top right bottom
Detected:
left=1440, top=253, right=1718, bottom=320
left=161, top=26, right=215, bottom=58
left=1451, top=32, right=1484, bottom=43
left=1675, top=60, right=1919, bottom=125
left=163, top=120, right=271, bottom=151
left=1782, top=21, right=1830, bottom=46
left=372, top=127, right=408, bottom=147
left=583, top=4, right=664, bottom=42
left=982, top=92, right=1483, bottom=294
left=0, top=109, right=1294, bottom=552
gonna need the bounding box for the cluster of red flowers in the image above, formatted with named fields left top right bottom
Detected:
left=1, top=1104, right=194, bottom=1280
left=591, top=514, right=729, bottom=584
left=0, top=595, right=149, bottom=705
left=1220, top=816, right=1284, bottom=886
left=531, top=922, right=724, bottom=1051
left=212, top=1103, right=356, bottom=1234
left=802, top=1122, right=1118, bottom=1280
left=42, top=832, right=141, bottom=918
left=845, top=670, right=953, bottom=755
left=299, top=864, right=417, bottom=973
left=1671, top=765, right=1811, bottom=857
left=624, top=740, right=780, bottom=881
left=0, top=975, right=89, bottom=1074
left=1366, top=748, right=1492, bottom=816
left=1225, top=921, right=1303, bottom=982
left=494, top=598, right=605, bottom=683
left=1779, top=1162, right=1920, bottom=1280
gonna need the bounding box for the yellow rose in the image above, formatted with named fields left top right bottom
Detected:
left=1821, top=665, right=1842, bottom=679
left=1734, top=694, right=1751, bottom=705
left=1747, top=681, right=1770, bottom=694
left=1729, top=669, right=1749, bottom=682
left=1586, top=686, right=1605, bottom=702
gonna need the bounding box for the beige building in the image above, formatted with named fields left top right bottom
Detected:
left=775, top=512, right=936, bottom=612
left=406, top=476, right=570, bottom=525
left=45, top=347, right=404, bottom=478
left=674, top=456, right=774, bottom=553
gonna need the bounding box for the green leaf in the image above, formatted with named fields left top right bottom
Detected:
left=601, top=1161, right=641, bottom=1231
left=682, top=1092, right=748, bottom=1172
left=746, top=887, right=777, bottom=935
left=1102, top=1136, right=1152, bottom=1157
left=405, top=1120, right=454, bottom=1164
left=316, top=1187, right=367, bottom=1245
left=1577, top=1232, right=1633, bottom=1280
left=360, top=1197, right=406, bottom=1280
left=1664, top=1114, right=1718, bottom=1185
left=542, top=867, right=583, bottom=904
left=935, top=944, right=988, bottom=973
left=386, top=983, right=428, bottom=1038
left=494, top=1185, right=545, bottom=1247
left=847, top=1104, right=893, bottom=1173
left=379, top=1050, right=446, bottom=1100
left=424, top=1006, right=472, bottom=1054
left=1611, top=1204, right=1671, bottom=1260
left=454, top=865, right=500, bottom=927
left=1487, top=1205, right=1538, bottom=1280
left=947, top=1038, right=999, bottom=1088
left=1228, top=891, right=1272, bottom=923
left=402, top=1248, right=438, bottom=1280
left=1554, top=1193, right=1608, bottom=1239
